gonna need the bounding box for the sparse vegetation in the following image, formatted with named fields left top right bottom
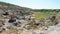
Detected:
left=0, top=1, right=60, bottom=34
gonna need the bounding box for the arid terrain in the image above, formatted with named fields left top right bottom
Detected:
left=0, top=2, right=60, bottom=34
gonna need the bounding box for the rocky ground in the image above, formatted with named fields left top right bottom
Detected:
left=0, top=2, right=60, bottom=34
left=0, top=9, right=60, bottom=34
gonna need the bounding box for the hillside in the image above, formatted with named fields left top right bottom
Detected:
left=0, top=2, right=32, bottom=18
left=0, top=2, right=60, bottom=34
left=0, top=2, right=31, bottom=12
left=0, top=2, right=33, bottom=34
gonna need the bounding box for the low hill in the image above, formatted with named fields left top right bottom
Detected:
left=0, top=2, right=31, bottom=12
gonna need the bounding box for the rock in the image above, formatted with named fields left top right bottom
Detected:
left=32, top=32, right=37, bottom=34
left=8, top=15, right=17, bottom=23
left=3, top=12, right=9, bottom=16
left=13, top=22, right=18, bottom=26
left=0, top=30, right=2, bottom=33
left=49, top=15, right=56, bottom=22
left=8, top=19, right=16, bottom=23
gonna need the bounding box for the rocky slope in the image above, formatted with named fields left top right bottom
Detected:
left=0, top=2, right=60, bottom=34
left=0, top=2, right=34, bottom=34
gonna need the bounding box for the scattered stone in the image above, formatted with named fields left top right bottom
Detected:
left=3, top=12, right=9, bottom=16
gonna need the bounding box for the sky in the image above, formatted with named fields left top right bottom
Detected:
left=0, top=0, right=60, bottom=9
